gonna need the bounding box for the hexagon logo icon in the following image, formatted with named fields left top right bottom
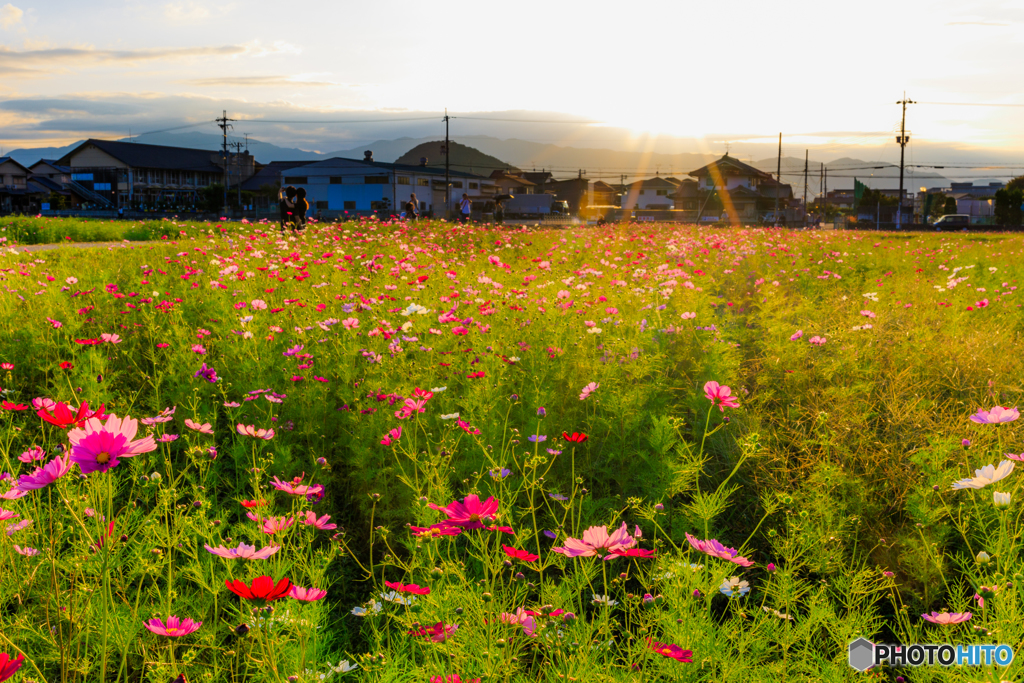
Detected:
left=848, top=637, right=874, bottom=672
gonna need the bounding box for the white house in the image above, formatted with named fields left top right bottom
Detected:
left=620, top=177, right=681, bottom=210
left=280, top=152, right=495, bottom=217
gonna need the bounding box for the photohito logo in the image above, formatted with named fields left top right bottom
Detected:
left=848, top=638, right=1014, bottom=671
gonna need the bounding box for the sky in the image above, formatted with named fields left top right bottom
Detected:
left=2, top=0, right=1024, bottom=167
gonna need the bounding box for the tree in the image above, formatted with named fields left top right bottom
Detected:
left=1006, top=175, right=1024, bottom=193
left=994, top=188, right=1023, bottom=226
left=943, top=196, right=958, bottom=214
left=857, top=188, right=898, bottom=209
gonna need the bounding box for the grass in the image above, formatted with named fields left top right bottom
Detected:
left=0, top=219, right=1022, bottom=682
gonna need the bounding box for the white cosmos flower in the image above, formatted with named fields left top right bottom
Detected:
left=430, top=386, right=447, bottom=393
left=952, top=460, right=1015, bottom=490
left=993, top=491, right=1012, bottom=508
left=440, top=412, right=460, bottom=420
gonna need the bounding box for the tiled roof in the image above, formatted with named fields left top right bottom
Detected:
left=58, top=139, right=227, bottom=173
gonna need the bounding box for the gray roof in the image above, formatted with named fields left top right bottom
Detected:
left=241, top=161, right=311, bottom=192
left=57, top=139, right=227, bottom=173
left=289, top=156, right=487, bottom=180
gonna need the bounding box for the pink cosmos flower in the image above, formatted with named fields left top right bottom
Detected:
left=16, top=454, right=75, bottom=491
left=809, top=336, right=826, bottom=346
left=17, top=446, right=46, bottom=463
left=301, top=511, right=337, bottom=530
left=969, top=406, right=1019, bottom=424
left=261, top=516, right=296, bottom=535
left=553, top=522, right=636, bottom=558
left=579, top=382, right=599, bottom=401
left=341, top=317, right=360, bottom=330
left=68, top=415, right=157, bottom=475
left=921, top=611, right=972, bottom=625
left=790, top=330, right=803, bottom=341
left=289, top=585, right=327, bottom=602
left=684, top=533, right=755, bottom=566
left=13, top=545, right=39, bottom=556
left=380, top=427, right=402, bottom=446
left=270, top=475, right=324, bottom=497
left=184, top=418, right=214, bottom=434
left=704, top=381, right=740, bottom=412
left=143, top=615, right=202, bottom=637
left=500, top=608, right=537, bottom=637
left=428, top=494, right=499, bottom=529
left=410, top=523, right=463, bottom=538
left=204, top=542, right=281, bottom=560
left=236, top=424, right=275, bottom=440
left=100, top=333, right=121, bottom=344
left=0, top=509, right=18, bottom=521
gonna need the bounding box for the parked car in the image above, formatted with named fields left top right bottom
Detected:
left=932, top=214, right=971, bottom=229
left=504, top=193, right=566, bottom=218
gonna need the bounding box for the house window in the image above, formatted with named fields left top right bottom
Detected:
left=364, top=176, right=389, bottom=184
left=656, top=190, right=667, bottom=196
left=452, top=181, right=463, bottom=189
left=418, top=178, right=429, bottom=186
left=397, top=176, right=410, bottom=185
left=343, top=201, right=356, bottom=210
left=469, top=182, right=478, bottom=189
left=329, top=177, right=343, bottom=184
left=284, top=176, right=307, bottom=184
left=316, top=201, right=328, bottom=209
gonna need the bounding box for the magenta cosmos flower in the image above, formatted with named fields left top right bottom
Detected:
left=428, top=494, right=499, bottom=529
left=143, top=615, right=202, bottom=637
left=270, top=475, right=323, bottom=497
left=0, top=652, right=25, bottom=681
left=68, top=415, right=157, bottom=475
left=553, top=522, right=636, bottom=558
left=703, top=381, right=740, bottom=412
left=969, top=406, right=1019, bottom=424
left=921, top=611, right=972, bottom=625
left=204, top=542, right=281, bottom=560
left=685, top=533, right=754, bottom=567
left=16, top=454, right=75, bottom=491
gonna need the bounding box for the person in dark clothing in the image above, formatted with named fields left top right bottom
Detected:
left=404, top=192, right=419, bottom=221
left=279, top=185, right=297, bottom=232
left=294, top=187, right=309, bottom=232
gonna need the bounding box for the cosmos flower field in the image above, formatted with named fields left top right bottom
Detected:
left=1, top=218, right=1023, bottom=683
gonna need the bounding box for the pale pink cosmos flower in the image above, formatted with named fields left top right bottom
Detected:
left=14, top=544, right=39, bottom=556
left=579, top=382, right=599, bottom=401
left=100, top=333, right=121, bottom=344
left=809, top=336, right=826, bottom=346
left=31, top=397, right=56, bottom=412
left=185, top=418, right=214, bottom=434
left=500, top=608, right=537, bottom=637
left=143, top=615, right=202, bottom=636
left=236, top=424, right=275, bottom=440
left=250, top=299, right=268, bottom=310
left=790, top=330, right=803, bottom=341
left=685, top=533, right=755, bottom=567
left=203, top=542, right=281, bottom=560
left=342, top=317, right=360, bottom=330
left=270, top=475, right=324, bottom=497
left=68, top=415, right=157, bottom=475
left=302, top=511, right=337, bottom=530
left=704, top=381, right=740, bottom=412
left=18, top=446, right=46, bottom=463
left=969, top=406, right=1019, bottom=425
left=921, top=611, right=972, bottom=625
left=553, top=522, right=636, bottom=558
left=289, top=585, right=327, bottom=601
left=952, top=460, right=1015, bottom=490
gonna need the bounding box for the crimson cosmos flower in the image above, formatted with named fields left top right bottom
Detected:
left=428, top=494, right=499, bottom=530
left=224, top=576, right=292, bottom=601
left=563, top=431, right=588, bottom=443
left=385, top=581, right=431, bottom=595
left=37, top=401, right=106, bottom=429
left=502, top=546, right=539, bottom=562
left=0, top=652, right=25, bottom=682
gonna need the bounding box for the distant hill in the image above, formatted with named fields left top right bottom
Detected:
left=394, top=141, right=517, bottom=176
left=751, top=156, right=949, bottom=192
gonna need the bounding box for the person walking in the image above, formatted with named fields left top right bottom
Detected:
left=459, top=193, right=472, bottom=223
left=278, top=185, right=297, bottom=233
left=294, top=187, right=310, bottom=232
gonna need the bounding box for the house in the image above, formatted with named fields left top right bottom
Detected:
left=489, top=170, right=537, bottom=195
left=0, top=157, right=36, bottom=214
left=544, top=178, right=619, bottom=214
left=280, top=152, right=495, bottom=217
left=681, top=155, right=793, bottom=223
left=240, top=161, right=311, bottom=208
left=620, top=176, right=681, bottom=210
left=29, top=160, right=72, bottom=184
left=56, top=139, right=255, bottom=210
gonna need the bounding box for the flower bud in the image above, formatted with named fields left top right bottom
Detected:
left=654, top=503, right=664, bottom=511
left=482, top=592, right=492, bottom=603
left=994, top=491, right=1011, bottom=509
left=977, top=551, right=992, bottom=565
left=235, top=623, right=250, bottom=636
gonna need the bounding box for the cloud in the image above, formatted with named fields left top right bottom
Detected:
left=0, top=43, right=300, bottom=77
left=945, top=20, right=1011, bottom=26
left=1, top=3, right=23, bottom=30
left=184, top=76, right=336, bottom=87
left=163, top=1, right=236, bottom=22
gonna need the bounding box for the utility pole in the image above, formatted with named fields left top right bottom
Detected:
left=216, top=110, right=234, bottom=213
left=823, top=165, right=828, bottom=222
left=803, top=150, right=809, bottom=228
left=774, top=133, right=781, bottom=227
left=896, top=94, right=916, bottom=230
left=442, top=109, right=451, bottom=220
left=230, top=141, right=245, bottom=209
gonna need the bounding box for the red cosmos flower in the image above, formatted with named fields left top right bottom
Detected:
left=240, top=499, right=268, bottom=508
left=38, top=401, right=106, bottom=429
left=224, top=576, right=292, bottom=601
left=0, top=652, right=25, bottom=681
left=409, top=622, right=458, bottom=642
left=467, top=371, right=485, bottom=379
left=384, top=581, right=431, bottom=595
left=648, top=639, right=693, bottom=663
left=1, top=401, right=28, bottom=411
left=502, top=546, right=539, bottom=562
left=59, top=362, right=74, bottom=370
left=563, top=432, right=588, bottom=443
left=430, top=677, right=480, bottom=683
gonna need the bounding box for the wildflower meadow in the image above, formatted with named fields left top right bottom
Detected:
left=1, top=218, right=1023, bottom=683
